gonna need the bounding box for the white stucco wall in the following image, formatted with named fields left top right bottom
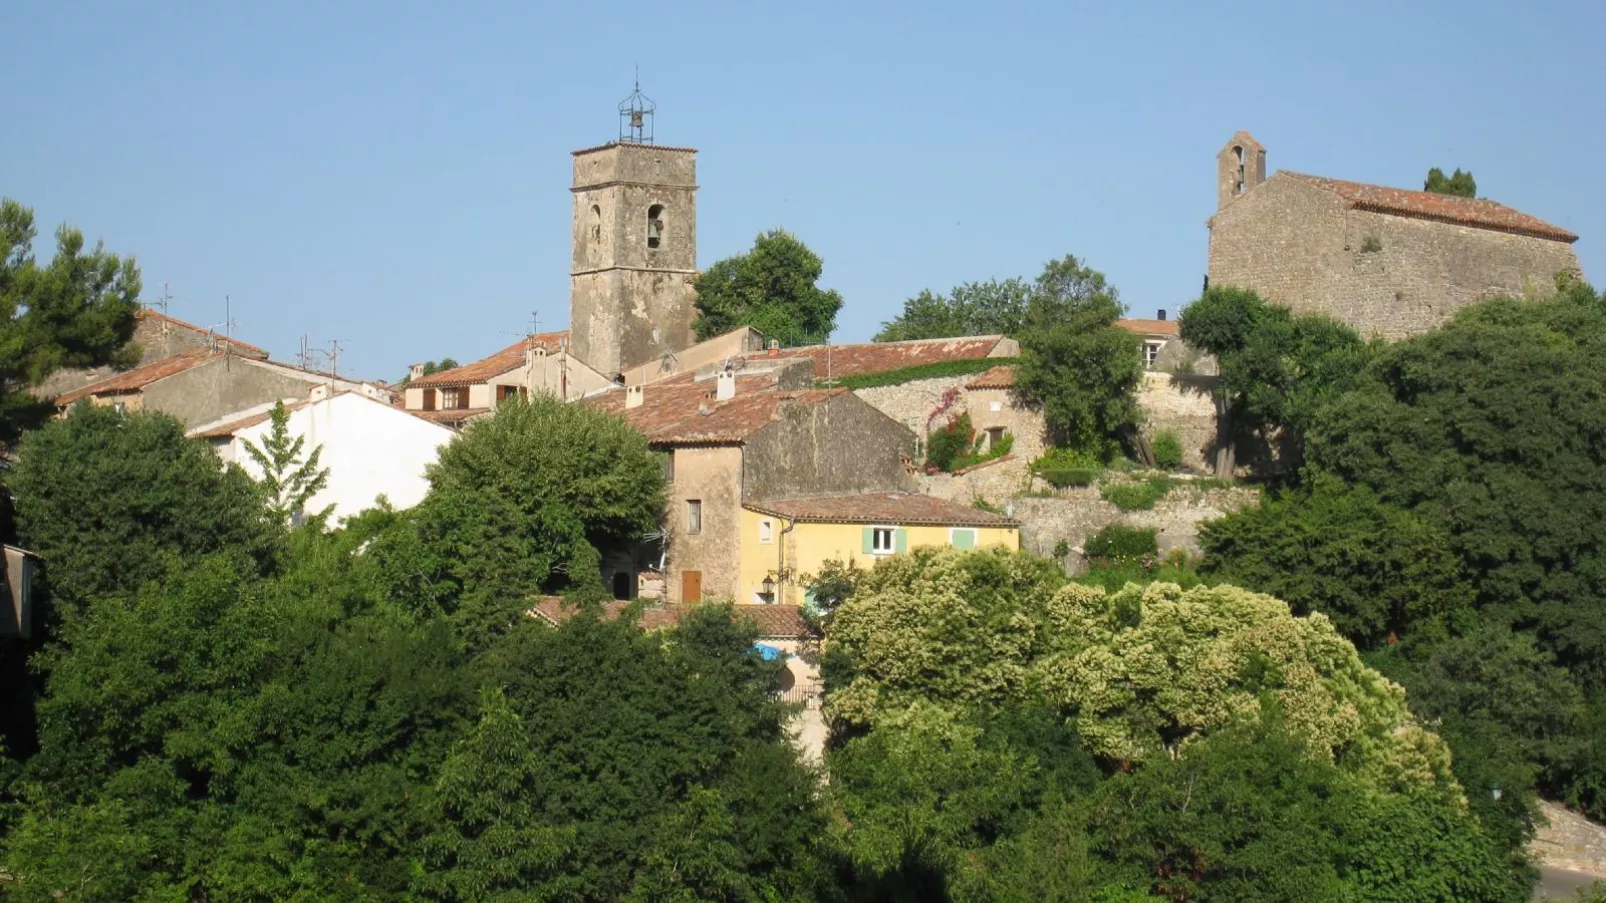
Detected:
left=229, top=393, right=455, bottom=521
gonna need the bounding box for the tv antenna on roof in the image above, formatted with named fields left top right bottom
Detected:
left=618, top=70, right=655, bottom=145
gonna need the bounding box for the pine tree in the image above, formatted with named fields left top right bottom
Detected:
left=242, top=400, right=330, bottom=525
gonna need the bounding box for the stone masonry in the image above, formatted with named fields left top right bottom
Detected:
left=1207, top=133, right=1582, bottom=339
left=1011, top=485, right=1260, bottom=571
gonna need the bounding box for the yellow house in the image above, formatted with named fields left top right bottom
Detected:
left=739, top=492, right=1020, bottom=606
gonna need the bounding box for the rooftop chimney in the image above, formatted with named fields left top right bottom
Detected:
left=626, top=384, right=645, bottom=409
left=409, top=363, right=425, bottom=381
left=767, top=339, right=780, bottom=357
left=716, top=369, right=736, bottom=401
left=1157, top=309, right=1168, bottom=321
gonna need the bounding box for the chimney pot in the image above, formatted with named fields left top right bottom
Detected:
left=1157, top=309, right=1168, bottom=321
left=716, top=370, right=736, bottom=401
left=409, top=363, right=425, bottom=380
left=625, top=384, right=645, bottom=409
left=767, top=339, right=780, bottom=356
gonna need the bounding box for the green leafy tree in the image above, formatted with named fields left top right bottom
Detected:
left=1424, top=167, right=1477, bottom=198
left=415, top=688, right=575, bottom=902
left=874, top=277, right=1033, bottom=342
left=242, top=399, right=331, bottom=525
left=411, top=394, right=665, bottom=644
left=1370, top=626, right=1588, bottom=856
left=692, top=228, right=843, bottom=346
left=1198, top=479, right=1475, bottom=648
left=1013, top=255, right=1143, bottom=458
left=1088, top=714, right=1521, bottom=903
left=1307, top=295, right=1606, bottom=687
left=0, top=199, right=141, bottom=452
left=10, top=405, right=272, bottom=614
left=1179, top=286, right=1374, bottom=478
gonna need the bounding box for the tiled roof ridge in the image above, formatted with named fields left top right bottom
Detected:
left=55, top=347, right=221, bottom=405
left=572, top=142, right=698, bottom=156
left=786, top=334, right=1006, bottom=353
left=408, top=331, right=572, bottom=388
left=745, top=491, right=1019, bottom=527
left=136, top=309, right=270, bottom=358
left=1281, top=171, right=1577, bottom=242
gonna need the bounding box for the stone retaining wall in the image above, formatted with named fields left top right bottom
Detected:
left=1009, top=483, right=1260, bottom=570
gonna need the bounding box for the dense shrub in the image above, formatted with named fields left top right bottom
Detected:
left=1151, top=430, right=1183, bottom=469
left=1100, top=475, right=1173, bottom=511
left=1032, top=446, right=1101, bottom=488
left=1083, top=524, right=1158, bottom=562
left=925, top=412, right=975, bottom=473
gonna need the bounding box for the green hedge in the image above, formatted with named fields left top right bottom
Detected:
left=1101, top=475, right=1175, bottom=512
left=822, top=357, right=1017, bottom=390
left=1083, top=524, right=1159, bottom=561
left=1039, top=467, right=1099, bottom=488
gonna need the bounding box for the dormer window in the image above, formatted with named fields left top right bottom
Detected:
left=646, top=204, right=664, bottom=249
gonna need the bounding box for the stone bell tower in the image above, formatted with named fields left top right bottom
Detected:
left=1217, top=130, right=1267, bottom=210
left=569, top=82, right=699, bottom=377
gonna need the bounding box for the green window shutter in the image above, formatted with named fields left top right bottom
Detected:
left=862, top=527, right=874, bottom=554
left=953, top=529, right=976, bottom=550
left=894, top=528, right=908, bottom=554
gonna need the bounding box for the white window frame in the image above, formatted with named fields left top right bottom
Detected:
left=870, top=526, right=896, bottom=555
left=759, top=518, right=774, bottom=543
left=1144, top=340, right=1166, bottom=370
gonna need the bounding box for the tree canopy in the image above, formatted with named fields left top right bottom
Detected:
left=874, top=277, right=1032, bottom=342
left=1307, top=296, right=1606, bottom=688
left=1424, top=167, right=1477, bottom=198
left=11, top=405, right=273, bottom=615
left=1012, top=255, right=1144, bottom=458
left=692, top=228, right=843, bottom=346
left=0, top=199, right=141, bottom=452
left=404, top=395, right=665, bottom=644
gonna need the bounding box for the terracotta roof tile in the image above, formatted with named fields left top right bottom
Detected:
left=529, top=598, right=810, bottom=638
left=772, top=336, right=1010, bottom=381
left=590, top=384, right=849, bottom=445
left=1282, top=172, right=1577, bottom=242
left=408, top=331, right=571, bottom=388
left=136, top=309, right=270, bottom=359
left=1117, top=318, right=1180, bottom=337
left=965, top=365, right=1016, bottom=390
left=55, top=349, right=222, bottom=405
left=746, top=492, right=1019, bottom=527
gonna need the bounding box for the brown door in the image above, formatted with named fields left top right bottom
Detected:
left=681, top=570, right=702, bottom=603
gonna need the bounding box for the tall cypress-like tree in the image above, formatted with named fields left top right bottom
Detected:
left=241, top=400, right=330, bottom=525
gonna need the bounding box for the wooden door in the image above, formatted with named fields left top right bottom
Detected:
left=681, top=570, right=702, bottom=603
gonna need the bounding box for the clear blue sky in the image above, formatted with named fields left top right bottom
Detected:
left=6, top=1, right=1602, bottom=380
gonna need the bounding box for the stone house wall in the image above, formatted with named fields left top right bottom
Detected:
left=742, top=393, right=916, bottom=501
left=662, top=444, right=744, bottom=605
left=1209, top=175, right=1583, bottom=339
left=1011, top=484, right=1260, bottom=570
left=139, top=357, right=314, bottom=429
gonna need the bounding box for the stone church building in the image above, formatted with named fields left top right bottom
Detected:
left=1207, top=131, right=1583, bottom=338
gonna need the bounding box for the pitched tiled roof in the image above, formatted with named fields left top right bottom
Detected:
left=408, top=331, right=572, bottom=389
left=1117, top=318, right=1180, bottom=337
left=746, top=492, right=1019, bottom=528
left=137, top=309, right=270, bottom=359
left=409, top=407, right=491, bottom=425
left=1282, top=172, right=1577, bottom=243
left=190, top=402, right=303, bottom=439
left=55, top=349, right=222, bottom=405
left=966, top=365, right=1016, bottom=390
left=529, top=598, right=810, bottom=638
left=772, top=336, right=1010, bottom=381
left=590, top=384, right=850, bottom=445
left=572, top=142, right=698, bottom=156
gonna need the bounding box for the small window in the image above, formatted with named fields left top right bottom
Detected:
left=950, top=528, right=978, bottom=550
left=985, top=427, right=1006, bottom=450
left=589, top=204, right=602, bottom=244
left=686, top=499, right=702, bottom=535
left=646, top=204, right=664, bottom=249
left=759, top=519, right=774, bottom=543
left=871, top=527, right=895, bottom=554
left=440, top=387, right=468, bottom=410
left=1144, top=341, right=1165, bottom=369
left=662, top=451, right=675, bottom=482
